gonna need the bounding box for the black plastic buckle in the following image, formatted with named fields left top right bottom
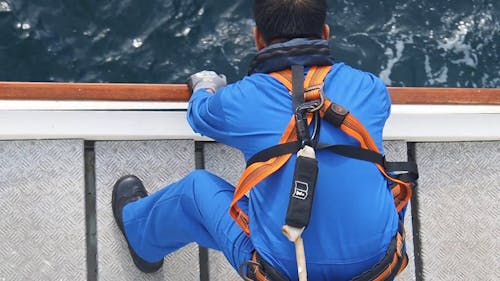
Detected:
left=324, top=102, right=349, bottom=127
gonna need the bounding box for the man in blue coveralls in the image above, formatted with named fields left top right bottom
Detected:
left=112, top=0, right=402, bottom=280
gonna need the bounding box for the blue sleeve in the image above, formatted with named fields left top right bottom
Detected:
left=186, top=88, right=231, bottom=142
left=186, top=76, right=287, bottom=154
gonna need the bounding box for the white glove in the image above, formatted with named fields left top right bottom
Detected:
left=186, top=70, right=227, bottom=94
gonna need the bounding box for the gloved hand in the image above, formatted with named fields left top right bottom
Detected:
left=186, top=70, right=227, bottom=94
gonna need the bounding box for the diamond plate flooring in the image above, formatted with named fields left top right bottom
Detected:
left=416, top=142, right=499, bottom=281
left=3, top=139, right=495, bottom=280
left=0, top=140, right=86, bottom=280
left=95, top=140, right=197, bottom=281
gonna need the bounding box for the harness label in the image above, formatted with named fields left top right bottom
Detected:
left=292, top=181, right=309, bottom=200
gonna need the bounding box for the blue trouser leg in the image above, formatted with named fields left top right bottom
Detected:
left=122, top=170, right=253, bottom=270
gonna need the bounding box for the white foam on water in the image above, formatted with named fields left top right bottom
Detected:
left=132, top=38, right=143, bottom=48
left=424, top=55, right=448, bottom=85
left=379, top=39, right=406, bottom=86
left=92, top=28, right=110, bottom=43
left=174, top=27, right=191, bottom=37
left=438, top=17, right=478, bottom=68
left=197, top=7, right=205, bottom=16
left=15, top=22, right=31, bottom=30
left=0, top=1, right=11, bottom=12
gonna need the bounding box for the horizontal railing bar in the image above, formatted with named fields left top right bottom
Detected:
left=1, top=105, right=499, bottom=141
left=388, top=87, right=499, bottom=105
left=0, top=82, right=498, bottom=105
left=0, top=82, right=189, bottom=102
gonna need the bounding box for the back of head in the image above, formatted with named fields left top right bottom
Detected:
left=253, top=0, right=327, bottom=44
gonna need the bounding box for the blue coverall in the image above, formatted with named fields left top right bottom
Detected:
left=122, top=62, right=399, bottom=280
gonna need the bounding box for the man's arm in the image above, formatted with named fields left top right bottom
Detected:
left=186, top=70, right=231, bottom=142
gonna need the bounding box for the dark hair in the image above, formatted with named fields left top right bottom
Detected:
left=253, top=0, right=327, bottom=44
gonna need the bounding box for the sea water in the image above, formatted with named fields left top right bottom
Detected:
left=0, top=0, right=498, bottom=87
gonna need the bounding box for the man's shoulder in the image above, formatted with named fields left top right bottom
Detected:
left=231, top=72, right=291, bottom=96
left=324, top=62, right=390, bottom=117
left=240, top=72, right=278, bottom=84
left=328, top=63, right=385, bottom=87
left=325, top=63, right=388, bottom=101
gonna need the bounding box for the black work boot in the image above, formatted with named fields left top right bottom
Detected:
left=112, top=175, right=164, bottom=273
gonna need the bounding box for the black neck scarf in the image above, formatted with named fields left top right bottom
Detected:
left=248, top=38, right=334, bottom=75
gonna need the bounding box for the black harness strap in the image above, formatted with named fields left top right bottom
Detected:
left=284, top=65, right=318, bottom=230
left=292, top=65, right=305, bottom=107
left=245, top=251, right=290, bottom=281
left=247, top=142, right=418, bottom=185
left=247, top=142, right=383, bottom=167
left=385, top=161, right=419, bottom=183
left=246, top=141, right=302, bottom=167
left=319, top=143, right=385, bottom=165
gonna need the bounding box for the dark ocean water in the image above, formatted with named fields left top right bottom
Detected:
left=0, top=0, right=498, bottom=87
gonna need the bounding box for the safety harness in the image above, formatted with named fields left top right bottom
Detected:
left=233, top=63, right=418, bottom=281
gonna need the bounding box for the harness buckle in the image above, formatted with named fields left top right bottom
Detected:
left=305, top=84, right=321, bottom=91
left=304, top=84, right=325, bottom=113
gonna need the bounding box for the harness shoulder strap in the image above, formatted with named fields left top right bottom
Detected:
left=271, top=66, right=413, bottom=211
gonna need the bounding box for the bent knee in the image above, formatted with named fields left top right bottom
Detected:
left=185, top=169, right=217, bottom=181
left=183, top=169, right=234, bottom=195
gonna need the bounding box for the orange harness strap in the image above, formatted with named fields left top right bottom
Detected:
left=229, top=66, right=328, bottom=235
left=268, top=66, right=412, bottom=212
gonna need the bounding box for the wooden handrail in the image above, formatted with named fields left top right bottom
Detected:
left=0, top=82, right=498, bottom=105
left=388, top=87, right=499, bottom=105
left=0, top=82, right=190, bottom=102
